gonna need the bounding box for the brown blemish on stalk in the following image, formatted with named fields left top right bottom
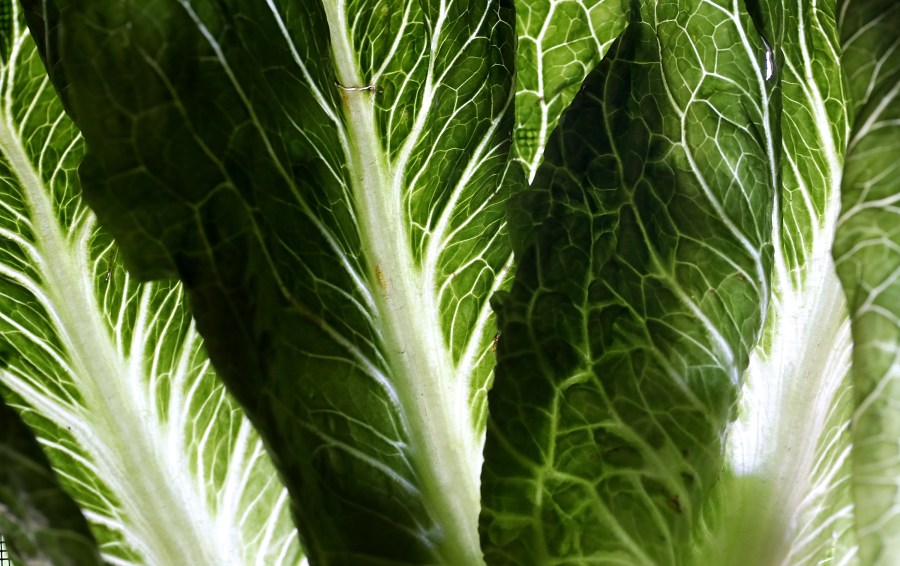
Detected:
left=375, top=265, right=388, bottom=291
left=337, top=86, right=350, bottom=107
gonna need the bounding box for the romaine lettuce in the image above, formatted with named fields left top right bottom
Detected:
left=1, top=0, right=899, bottom=564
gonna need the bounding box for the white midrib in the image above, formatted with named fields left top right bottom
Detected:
left=727, top=250, right=852, bottom=562
left=0, top=119, right=232, bottom=565
left=323, top=4, right=483, bottom=565
left=724, top=158, right=852, bottom=564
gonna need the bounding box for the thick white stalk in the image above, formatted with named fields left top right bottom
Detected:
left=719, top=252, right=853, bottom=565
left=322, top=4, right=484, bottom=564
left=0, top=119, right=235, bottom=565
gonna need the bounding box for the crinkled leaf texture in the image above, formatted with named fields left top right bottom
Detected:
left=33, top=0, right=516, bottom=564
left=12, top=0, right=900, bottom=564
left=482, top=0, right=892, bottom=563
left=483, top=0, right=775, bottom=561
left=1, top=2, right=302, bottom=564
left=512, top=0, right=629, bottom=181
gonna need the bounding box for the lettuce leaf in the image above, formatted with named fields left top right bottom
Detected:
left=5, top=0, right=900, bottom=564
left=27, top=0, right=517, bottom=562
left=833, top=0, right=900, bottom=562
left=0, top=3, right=301, bottom=563
left=483, top=0, right=773, bottom=561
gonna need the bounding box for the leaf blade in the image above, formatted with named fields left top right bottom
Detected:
left=833, top=0, right=900, bottom=562
left=513, top=0, right=629, bottom=182
left=41, top=1, right=517, bottom=562
left=2, top=2, right=301, bottom=563
left=481, top=1, right=776, bottom=561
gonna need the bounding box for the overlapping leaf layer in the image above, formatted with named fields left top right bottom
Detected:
left=0, top=396, right=101, bottom=566
left=1, top=0, right=898, bottom=564
left=512, top=0, right=628, bottom=181
left=30, top=0, right=517, bottom=563
left=483, top=1, right=775, bottom=562
left=0, top=3, right=300, bottom=564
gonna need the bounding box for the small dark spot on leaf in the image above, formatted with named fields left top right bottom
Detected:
left=665, top=495, right=682, bottom=513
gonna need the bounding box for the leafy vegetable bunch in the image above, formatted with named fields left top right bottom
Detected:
left=0, top=0, right=898, bottom=564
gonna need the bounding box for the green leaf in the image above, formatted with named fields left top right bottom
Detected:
left=0, top=394, right=102, bottom=566
left=22, top=0, right=898, bottom=562
left=37, top=0, right=516, bottom=563
left=481, top=1, right=776, bottom=562
left=1, top=2, right=301, bottom=563
left=697, top=0, right=858, bottom=562
left=833, top=0, right=900, bottom=563
left=512, top=0, right=629, bottom=182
